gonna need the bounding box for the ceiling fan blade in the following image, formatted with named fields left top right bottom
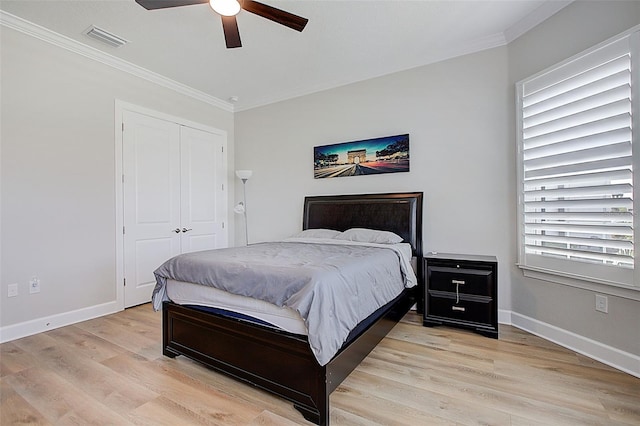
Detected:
left=135, top=0, right=208, bottom=10
left=242, top=0, right=308, bottom=32
left=221, top=15, right=242, bottom=48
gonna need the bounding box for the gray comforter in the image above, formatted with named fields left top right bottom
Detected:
left=152, top=238, right=416, bottom=365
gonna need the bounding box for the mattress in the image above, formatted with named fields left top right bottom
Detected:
left=166, top=278, right=308, bottom=335
left=164, top=242, right=413, bottom=337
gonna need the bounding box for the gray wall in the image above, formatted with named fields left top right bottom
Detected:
left=235, top=0, right=640, bottom=363
left=507, top=1, right=640, bottom=357
left=1, top=28, right=234, bottom=328
left=236, top=46, right=513, bottom=311
left=2, top=0, right=638, bottom=370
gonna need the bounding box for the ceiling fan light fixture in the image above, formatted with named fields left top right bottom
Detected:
left=210, top=0, right=241, bottom=16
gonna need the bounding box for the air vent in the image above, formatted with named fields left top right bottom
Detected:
left=83, top=25, right=128, bottom=48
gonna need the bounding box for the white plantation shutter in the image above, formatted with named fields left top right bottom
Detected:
left=517, top=30, right=638, bottom=288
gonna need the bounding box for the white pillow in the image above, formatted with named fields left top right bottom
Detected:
left=335, top=228, right=403, bottom=244
left=294, top=228, right=342, bottom=239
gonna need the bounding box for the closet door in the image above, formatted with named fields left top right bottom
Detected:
left=180, top=126, right=227, bottom=253
left=123, top=111, right=182, bottom=307
left=122, top=111, right=227, bottom=308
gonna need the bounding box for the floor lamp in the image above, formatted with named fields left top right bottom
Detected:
left=234, top=170, right=252, bottom=245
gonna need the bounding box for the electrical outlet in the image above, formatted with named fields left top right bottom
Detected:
left=595, top=294, right=608, bottom=313
left=29, top=277, right=41, bottom=294
left=8, top=283, right=18, bottom=298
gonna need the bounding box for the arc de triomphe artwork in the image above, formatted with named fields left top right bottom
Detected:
left=347, top=149, right=366, bottom=164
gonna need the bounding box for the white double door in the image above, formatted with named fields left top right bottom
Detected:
left=123, top=111, right=227, bottom=307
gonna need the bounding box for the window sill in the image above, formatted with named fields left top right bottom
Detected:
left=517, top=264, right=640, bottom=302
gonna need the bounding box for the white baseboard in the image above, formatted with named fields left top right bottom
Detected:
left=0, top=301, right=121, bottom=344
left=498, top=309, right=512, bottom=325
left=506, top=311, right=640, bottom=379
left=2, top=304, right=638, bottom=379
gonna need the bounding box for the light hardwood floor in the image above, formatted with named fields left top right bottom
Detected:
left=1, top=304, right=639, bottom=425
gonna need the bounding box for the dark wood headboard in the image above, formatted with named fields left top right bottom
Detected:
left=302, top=192, right=423, bottom=259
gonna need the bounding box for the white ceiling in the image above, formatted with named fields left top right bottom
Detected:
left=0, top=0, right=571, bottom=111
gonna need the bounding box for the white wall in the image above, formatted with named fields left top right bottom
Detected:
left=0, top=27, right=234, bottom=332
left=235, top=46, right=513, bottom=311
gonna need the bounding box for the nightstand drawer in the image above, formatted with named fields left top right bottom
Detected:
left=428, top=266, right=495, bottom=297
left=427, top=291, right=493, bottom=326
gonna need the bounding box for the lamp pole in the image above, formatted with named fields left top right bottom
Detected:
left=235, top=170, right=253, bottom=245
left=241, top=177, right=249, bottom=245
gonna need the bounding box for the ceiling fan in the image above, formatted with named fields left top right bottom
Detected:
left=135, top=0, right=308, bottom=49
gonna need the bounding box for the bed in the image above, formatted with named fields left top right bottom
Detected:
left=157, top=192, right=423, bottom=425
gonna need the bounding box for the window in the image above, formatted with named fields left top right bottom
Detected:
left=516, top=28, right=639, bottom=290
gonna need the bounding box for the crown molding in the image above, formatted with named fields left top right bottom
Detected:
left=0, top=11, right=234, bottom=113
left=504, top=0, right=574, bottom=43
left=2, top=1, right=574, bottom=114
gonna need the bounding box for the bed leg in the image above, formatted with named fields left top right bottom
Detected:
left=163, top=346, right=180, bottom=358
left=294, top=404, right=318, bottom=424
left=293, top=401, right=328, bottom=426
left=293, top=377, right=329, bottom=426
left=318, top=400, right=329, bottom=426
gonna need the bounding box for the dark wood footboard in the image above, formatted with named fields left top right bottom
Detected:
left=163, top=287, right=415, bottom=425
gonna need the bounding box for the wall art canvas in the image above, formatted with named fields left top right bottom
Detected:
left=314, top=134, right=409, bottom=179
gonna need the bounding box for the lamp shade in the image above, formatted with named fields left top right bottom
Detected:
left=209, top=0, right=241, bottom=16
left=235, top=170, right=253, bottom=180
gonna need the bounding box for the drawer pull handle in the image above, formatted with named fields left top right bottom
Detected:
left=452, top=306, right=466, bottom=312
left=452, top=280, right=465, bottom=303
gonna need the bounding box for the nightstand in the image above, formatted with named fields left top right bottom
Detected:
left=423, top=253, right=498, bottom=338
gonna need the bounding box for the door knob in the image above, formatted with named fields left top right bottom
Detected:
left=172, top=228, right=181, bottom=233
left=182, top=228, right=193, bottom=233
